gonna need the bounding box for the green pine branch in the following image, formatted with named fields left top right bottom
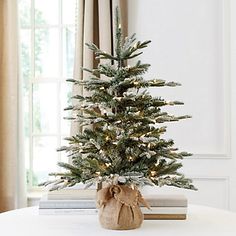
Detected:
left=42, top=7, right=196, bottom=191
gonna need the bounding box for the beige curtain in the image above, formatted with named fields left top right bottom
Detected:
left=0, top=0, right=27, bottom=212
left=71, top=0, right=128, bottom=135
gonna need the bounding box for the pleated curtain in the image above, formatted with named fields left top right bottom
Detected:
left=0, top=0, right=27, bottom=212
left=71, top=0, right=128, bottom=135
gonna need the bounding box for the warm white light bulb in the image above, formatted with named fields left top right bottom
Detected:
left=150, top=171, right=156, bottom=176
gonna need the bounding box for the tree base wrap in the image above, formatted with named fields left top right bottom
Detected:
left=97, top=185, right=149, bottom=230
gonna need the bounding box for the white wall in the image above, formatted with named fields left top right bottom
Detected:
left=128, top=0, right=236, bottom=211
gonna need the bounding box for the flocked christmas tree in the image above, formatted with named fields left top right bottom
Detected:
left=43, top=8, right=196, bottom=191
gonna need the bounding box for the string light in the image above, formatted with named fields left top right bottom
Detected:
left=105, top=136, right=109, bottom=141
left=128, top=156, right=133, bottom=161
left=150, top=171, right=156, bottom=177
left=105, top=163, right=111, bottom=167
left=113, top=97, right=122, bottom=101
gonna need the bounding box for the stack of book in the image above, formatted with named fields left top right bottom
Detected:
left=39, top=190, right=187, bottom=220
left=39, top=188, right=98, bottom=215
left=141, top=195, right=187, bottom=220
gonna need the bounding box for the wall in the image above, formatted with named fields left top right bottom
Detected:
left=128, top=0, right=236, bottom=211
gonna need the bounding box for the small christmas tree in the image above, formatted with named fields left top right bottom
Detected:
left=45, top=8, right=196, bottom=191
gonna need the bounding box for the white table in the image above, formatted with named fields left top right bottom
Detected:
left=0, top=205, right=236, bottom=236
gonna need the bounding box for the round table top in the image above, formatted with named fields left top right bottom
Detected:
left=0, top=205, right=236, bottom=236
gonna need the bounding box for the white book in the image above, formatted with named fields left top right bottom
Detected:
left=47, top=189, right=96, bottom=200
left=39, top=195, right=96, bottom=209
left=141, top=207, right=187, bottom=215
left=143, top=195, right=187, bottom=207
left=38, top=206, right=187, bottom=215
left=39, top=208, right=98, bottom=215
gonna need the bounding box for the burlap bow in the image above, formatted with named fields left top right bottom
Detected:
left=97, top=185, right=149, bottom=229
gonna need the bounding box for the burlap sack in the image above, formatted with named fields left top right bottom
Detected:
left=97, top=185, right=149, bottom=230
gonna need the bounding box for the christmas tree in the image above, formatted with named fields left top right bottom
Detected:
left=44, top=8, right=196, bottom=191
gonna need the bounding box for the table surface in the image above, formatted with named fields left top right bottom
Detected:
left=0, top=205, right=236, bottom=236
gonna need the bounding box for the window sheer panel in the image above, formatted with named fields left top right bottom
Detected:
left=62, top=0, right=76, bottom=25
left=63, top=27, right=75, bottom=78
left=34, top=0, right=59, bottom=26
left=32, top=83, right=58, bottom=134
left=32, top=137, right=58, bottom=185
left=60, top=83, right=73, bottom=136
left=19, top=0, right=31, bottom=27
left=20, top=28, right=31, bottom=178
left=34, top=29, right=60, bottom=78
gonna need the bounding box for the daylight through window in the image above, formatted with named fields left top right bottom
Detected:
left=19, top=0, right=76, bottom=189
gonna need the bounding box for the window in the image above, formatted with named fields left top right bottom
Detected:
left=19, top=0, right=76, bottom=190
